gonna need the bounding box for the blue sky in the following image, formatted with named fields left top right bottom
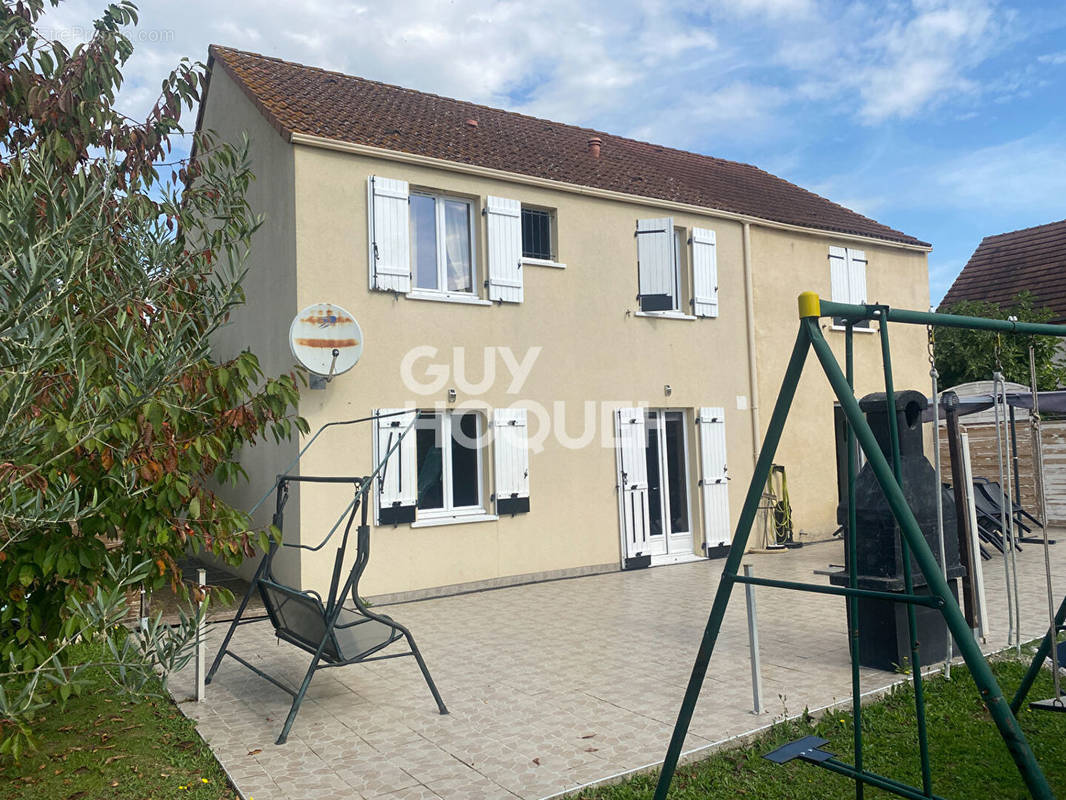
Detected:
left=40, top=0, right=1066, bottom=304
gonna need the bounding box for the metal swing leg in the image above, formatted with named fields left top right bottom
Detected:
left=205, top=542, right=276, bottom=685
left=276, top=650, right=326, bottom=745
left=402, top=627, right=449, bottom=715
left=1010, top=593, right=1066, bottom=714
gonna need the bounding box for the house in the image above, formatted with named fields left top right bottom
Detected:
left=939, top=218, right=1066, bottom=320
left=198, top=46, right=933, bottom=602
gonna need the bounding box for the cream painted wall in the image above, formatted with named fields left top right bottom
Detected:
left=200, top=62, right=932, bottom=598
left=290, top=146, right=758, bottom=596
left=749, top=227, right=931, bottom=539
left=200, top=67, right=302, bottom=586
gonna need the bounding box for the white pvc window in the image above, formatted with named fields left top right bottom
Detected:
left=671, top=229, right=684, bottom=312
left=415, top=411, right=484, bottom=518
left=830, top=246, right=870, bottom=329
left=410, top=193, right=476, bottom=295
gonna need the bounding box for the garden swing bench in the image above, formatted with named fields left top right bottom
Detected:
left=205, top=413, right=448, bottom=745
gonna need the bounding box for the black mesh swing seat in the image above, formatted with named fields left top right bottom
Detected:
left=205, top=469, right=448, bottom=745
left=259, top=579, right=402, bottom=664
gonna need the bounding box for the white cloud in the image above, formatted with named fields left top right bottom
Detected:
left=710, top=0, right=814, bottom=18
left=932, top=134, right=1066, bottom=212
left=1038, top=51, right=1066, bottom=65
left=28, top=0, right=1027, bottom=150
left=854, top=0, right=997, bottom=122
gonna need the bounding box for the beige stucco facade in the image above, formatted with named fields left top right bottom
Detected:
left=201, top=63, right=932, bottom=600
left=749, top=227, right=931, bottom=540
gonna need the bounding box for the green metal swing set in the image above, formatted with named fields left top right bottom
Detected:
left=653, top=292, right=1066, bottom=800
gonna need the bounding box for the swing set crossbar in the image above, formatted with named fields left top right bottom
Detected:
left=652, top=292, right=1066, bottom=800
left=731, top=573, right=945, bottom=608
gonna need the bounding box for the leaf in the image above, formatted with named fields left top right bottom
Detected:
left=188, top=496, right=200, bottom=519
left=18, top=564, right=35, bottom=587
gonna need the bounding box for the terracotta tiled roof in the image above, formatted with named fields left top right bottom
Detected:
left=206, top=45, right=928, bottom=248
left=939, top=219, right=1066, bottom=321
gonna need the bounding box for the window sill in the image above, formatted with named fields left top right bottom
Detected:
left=406, top=291, right=493, bottom=306
left=635, top=311, right=697, bottom=321
left=521, top=257, right=566, bottom=269
left=411, top=512, right=498, bottom=529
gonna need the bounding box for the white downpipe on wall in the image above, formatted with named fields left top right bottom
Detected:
left=743, top=222, right=761, bottom=466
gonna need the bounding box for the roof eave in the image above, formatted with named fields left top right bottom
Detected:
left=288, top=130, right=931, bottom=251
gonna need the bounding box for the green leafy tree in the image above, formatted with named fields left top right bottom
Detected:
left=0, top=0, right=306, bottom=753
left=934, top=292, right=1066, bottom=390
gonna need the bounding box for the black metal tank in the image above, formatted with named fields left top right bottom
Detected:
left=830, top=390, right=966, bottom=671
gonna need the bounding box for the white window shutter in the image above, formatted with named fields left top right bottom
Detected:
left=697, top=407, right=731, bottom=553
left=493, top=408, right=530, bottom=514
left=368, top=176, right=411, bottom=293
left=615, top=408, right=651, bottom=565
left=829, top=245, right=848, bottom=303
left=847, top=249, right=867, bottom=305
left=636, top=218, right=674, bottom=312
left=485, top=196, right=523, bottom=303
left=691, top=227, right=718, bottom=318
left=374, top=409, right=417, bottom=524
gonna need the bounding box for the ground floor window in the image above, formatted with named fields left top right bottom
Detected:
left=416, top=411, right=483, bottom=516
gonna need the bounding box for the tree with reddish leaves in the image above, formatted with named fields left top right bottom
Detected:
left=0, top=1, right=306, bottom=753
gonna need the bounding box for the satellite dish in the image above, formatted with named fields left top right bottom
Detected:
left=289, top=303, right=363, bottom=380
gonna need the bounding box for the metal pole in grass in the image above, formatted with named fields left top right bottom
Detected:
left=928, top=323, right=951, bottom=679
left=844, top=321, right=864, bottom=799
left=196, top=567, right=207, bottom=703
left=652, top=320, right=812, bottom=800
left=876, top=310, right=933, bottom=797
left=805, top=311, right=1053, bottom=800
left=993, top=370, right=1018, bottom=652
left=743, top=564, right=764, bottom=715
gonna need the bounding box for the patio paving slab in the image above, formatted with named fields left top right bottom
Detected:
left=169, top=534, right=1066, bottom=799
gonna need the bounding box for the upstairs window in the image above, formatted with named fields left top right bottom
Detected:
left=829, top=246, right=869, bottom=329
left=521, top=207, right=553, bottom=261
left=410, top=193, right=475, bottom=295
left=636, top=217, right=679, bottom=312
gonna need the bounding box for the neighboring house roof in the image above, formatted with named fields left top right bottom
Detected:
left=939, top=219, right=1066, bottom=321
left=205, top=45, right=928, bottom=249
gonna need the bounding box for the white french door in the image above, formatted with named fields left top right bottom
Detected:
left=645, top=410, right=693, bottom=557
left=616, top=409, right=694, bottom=566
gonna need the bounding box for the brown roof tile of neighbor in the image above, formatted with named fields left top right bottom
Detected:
left=206, top=45, right=928, bottom=248
left=939, top=219, right=1066, bottom=322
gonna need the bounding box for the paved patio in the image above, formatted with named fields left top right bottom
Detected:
left=169, top=533, right=1066, bottom=800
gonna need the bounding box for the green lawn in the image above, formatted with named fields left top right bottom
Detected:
left=572, top=652, right=1066, bottom=799
left=2, top=654, right=235, bottom=800
left=6, top=647, right=1066, bottom=800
